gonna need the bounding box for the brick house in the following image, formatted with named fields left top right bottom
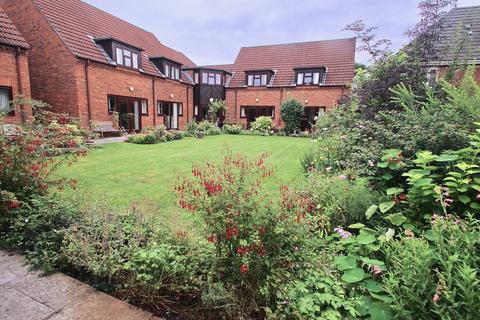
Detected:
left=0, top=6, right=31, bottom=124
left=185, top=39, right=355, bottom=129
left=1, top=0, right=355, bottom=131
left=1, top=0, right=196, bottom=131
left=426, top=6, right=480, bottom=85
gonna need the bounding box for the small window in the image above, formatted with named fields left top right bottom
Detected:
left=108, top=95, right=116, bottom=113
left=247, top=75, right=253, bottom=86
left=208, top=73, right=215, bottom=85
left=426, top=68, right=438, bottom=87
left=157, top=101, right=164, bottom=115
left=194, top=105, right=199, bottom=116
left=0, top=87, right=12, bottom=115
left=178, top=103, right=183, bottom=116
left=240, top=106, right=246, bottom=118
left=165, top=64, right=170, bottom=78
left=114, top=45, right=140, bottom=70
left=215, top=74, right=222, bottom=85
left=141, top=100, right=148, bottom=115
left=202, top=73, right=208, bottom=84
left=194, top=72, right=199, bottom=84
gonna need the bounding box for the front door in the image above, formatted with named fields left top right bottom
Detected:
left=117, top=97, right=141, bottom=132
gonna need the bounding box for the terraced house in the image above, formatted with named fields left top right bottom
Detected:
left=0, top=6, right=31, bottom=124
left=0, top=0, right=355, bottom=130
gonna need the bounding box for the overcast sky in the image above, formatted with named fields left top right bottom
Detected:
left=84, top=0, right=479, bottom=66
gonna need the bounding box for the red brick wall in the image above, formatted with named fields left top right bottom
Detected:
left=1, top=0, right=79, bottom=116
left=0, top=45, right=32, bottom=124
left=437, top=65, right=480, bottom=84
left=225, top=86, right=346, bottom=128
left=75, top=59, right=193, bottom=129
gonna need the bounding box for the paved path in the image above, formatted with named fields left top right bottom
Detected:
left=92, top=136, right=128, bottom=145
left=0, top=251, right=161, bottom=320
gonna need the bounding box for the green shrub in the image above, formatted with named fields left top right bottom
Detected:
left=250, top=116, right=274, bottom=135
left=185, top=121, right=199, bottom=136
left=127, top=134, right=156, bottom=144
left=222, top=124, right=242, bottom=135
left=165, top=130, right=184, bottom=141
left=280, top=99, right=304, bottom=134
left=197, top=120, right=221, bottom=136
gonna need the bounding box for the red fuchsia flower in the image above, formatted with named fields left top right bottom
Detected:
left=7, top=199, right=21, bottom=209
left=26, top=144, right=37, bottom=154
left=240, top=263, right=248, bottom=274
left=398, top=193, right=407, bottom=201
left=226, top=227, right=238, bottom=240
left=207, top=234, right=217, bottom=243
left=237, top=246, right=248, bottom=255
left=334, top=226, right=351, bottom=239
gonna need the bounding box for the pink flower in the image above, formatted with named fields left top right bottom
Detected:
left=444, top=198, right=453, bottom=207
left=240, top=263, right=248, bottom=274
left=367, top=160, right=375, bottom=167
left=432, top=293, right=441, bottom=303
left=334, top=226, right=351, bottom=239
left=339, top=175, right=347, bottom=180
left=371, top=265, right=382, bottom=277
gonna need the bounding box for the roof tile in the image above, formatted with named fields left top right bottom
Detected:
left=0, top=6, right=29, bottom=49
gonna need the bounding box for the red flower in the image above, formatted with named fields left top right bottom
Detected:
left=207, top=234, right=217, bottom=243
left=226, top=227, right=238, bottom=239
left=7, top=199, right=20, bottom=209
left=240, top=263, right=248, bottom=274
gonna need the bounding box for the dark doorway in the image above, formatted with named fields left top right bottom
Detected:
left=301, top=107, right=325, bottom=130
left=109, top=95, right=143, bottom=132
left=158, top=101, right=183, bottom=130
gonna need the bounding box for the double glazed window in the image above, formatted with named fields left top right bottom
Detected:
left=164, top=63, right=180, bottom=80
left=426, top=68, right=438, bottom=87
left=247, top=73, right=268, bottom=87
left=0, top=87, right=12, bottom=115
left=115, top=46, right=139, bottom=70
left=296, top=69, right=325, bottom=85
left=200, top=72, right=222, bottom=85
left=157, top=101, right=183, bottom=116
left=240, top=106, right=275, bottom=119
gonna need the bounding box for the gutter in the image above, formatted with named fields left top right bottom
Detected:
left=84, top=59, right=92, bottom=123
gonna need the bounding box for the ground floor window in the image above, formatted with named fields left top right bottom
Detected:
left=240, top=106, right=275, bottom=127
left=0, top=86, right=13, bottom=116
left=107, top=95, right=146, bottom=132
left=158, top=101, right=183, bottom=130
left=301, top=106, right=326, bottom=130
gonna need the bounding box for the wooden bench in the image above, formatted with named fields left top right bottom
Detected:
left=92, top=121, right=120, bottom=138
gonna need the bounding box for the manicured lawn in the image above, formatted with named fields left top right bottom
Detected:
left=58, top=135, right=312, bottom=211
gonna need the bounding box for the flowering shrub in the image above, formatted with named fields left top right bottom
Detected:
left=0, top=100, right=89, bottom=269
left=222, top=123, right=242, bottom=135
left=250, top=116, right=274, bottom=135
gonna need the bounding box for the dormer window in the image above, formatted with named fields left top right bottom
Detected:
left=94, top=38, right=142, bottom=70
left=201, top=72, right=223, bottom=85
left=245, top=70, right=273, bottom=87
left=295, top=67, right=326, bottom=85
left=165, top=63, right=180, bottom=80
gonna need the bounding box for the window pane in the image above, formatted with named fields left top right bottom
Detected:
left=123, top=50, right=131, bottom=57
left=261, top=74, right=267, bottom=85
left=141, top=100, right=147, bottom=114
left=304, top=75, right=313, bottom=85
left=176, top=68, right=180, bottom=80
left=194, top=105, right=199, bottom=116
left=132, top=53, right=139, bottom=69
left=157, top=101, right=163, bottom=115
left=248, top=75, right=253, bottom=86
left=116, top=47, right=123, bottom=65
left=297, top=73, right=304, bottom=85
left=178, top=103, right=183, bottom=116
left=202, top=73, right=208, bottom=84
left=215, top=74, right=221, bottom=85
left=124, top=56, right=132, bottom=67
left=108, top=96, right=115, bottom=113
left=240, top=107, right=246, bottom=118
left=253, top=75, right=261, bottom=86
left=0, top=88, right=10, bottom=113
left=194, top=72, right=199, bottom=84
left=313, top=72, right=320, bottom=84
left=165, top=64, right=170, bottom=77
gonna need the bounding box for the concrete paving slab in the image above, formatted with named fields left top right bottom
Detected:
left=0, top=286, right=55, bottom=320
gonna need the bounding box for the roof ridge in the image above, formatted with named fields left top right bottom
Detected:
left=239, top=37, right=356, bottom=50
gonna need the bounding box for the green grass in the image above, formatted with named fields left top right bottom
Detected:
left=58, top=135, right=311, bottom=212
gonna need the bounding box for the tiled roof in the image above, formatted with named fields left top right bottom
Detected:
left=0, top=6, right=29, bottom=49
left=33, top=0, right=196, bottom=81
left=435, top=6, right=480, bottom=64
left=197, top=64, right=235, bottom=73
left=227, top=38, right=356, bottom=87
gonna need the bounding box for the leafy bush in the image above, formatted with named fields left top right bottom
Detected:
left=250, top=116, right=274, bottom=135
left=127, top=134, right=157, bottom=144
left=165, top=130, right=184, bottom=141
left=222, top=124, right=242, bottom=135
left=128, top=125, right=184, bottom=144
left=208, top=99, right=227, bottom=124
left=197, top=120, right=221, bottom=136
left=280, top=99, right=304, bottom=134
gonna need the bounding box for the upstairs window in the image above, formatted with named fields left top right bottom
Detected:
left=247, top=73, right=268, bottom=87
left=164, top=63, right=180, bottom=80
left=295, top=68, right=326, bottom=85
left=114, top=45, right=140, bottom=70
left=201, top=72, right=223, bottom=85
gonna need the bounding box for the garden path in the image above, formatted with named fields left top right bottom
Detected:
left=0, top=250, right=161, bottom=320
